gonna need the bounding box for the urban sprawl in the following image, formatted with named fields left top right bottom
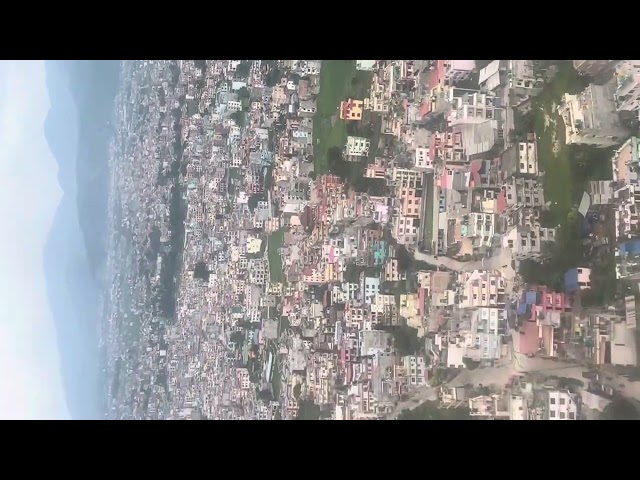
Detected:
left=103, top=60, right=640, bottom=420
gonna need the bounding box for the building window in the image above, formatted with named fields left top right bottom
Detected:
left=550, top=398, right=556, bottom=405
left=569, top=412, right=575, bottom=420
left=559, top=412, right=566, bottom=419
left=550, top=410, right=556, bottom=418
left=559, top=398, right=565, bottom=405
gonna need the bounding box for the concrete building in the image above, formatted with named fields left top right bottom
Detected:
left=356, top=60, right=376, bottom=71
left=393, top=215, right=419, bottom=246
left=573, top=60, right=618, bottom=77
left=611, top=137, right=639, bottom=185
left=402, top=355, right=427, bottom=387
left=345, top=136, right=370, bottom=160
left=502, top=225, right=556, bottom=260
left=614, top=184, right=640, bottom=241
left=339, top=99, right=364, bottom=121
left=546, top=390, right=579, bottom=420
left=517, top=140, right=538, bottom=175
left=468, top=212, right=495, bottom=248
left=447, top=89, right=503, bottom=126
left=414, top=147, right=434, bottom=170
left=443, top=60, right=475, bottom=84
left=564, top=267, right=592, bottom=293
left=390, top=168, right=423, bottom=189
left=559, top=81, right=631, bottom=148
left=507, top=60, right=544, bottom=107
left=502, top=177, right=545, bottom=212
left=458, top=270, right=506, bottom=309
left=589, top=180, right=614, bottom=205
left=614, top=61, right=640, bottom=117
left=399, top=186, right=422, bottom=218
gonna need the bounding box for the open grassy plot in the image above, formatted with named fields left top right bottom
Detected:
left=268, top=227, right=286, bottom=284
left=313, top=61, right=373, bottom=174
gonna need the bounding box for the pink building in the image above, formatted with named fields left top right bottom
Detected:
left=521, top=285, right=572, bottom=313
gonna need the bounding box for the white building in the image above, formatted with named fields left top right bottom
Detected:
left=502, top=177, right=545, bottom=212
left=465, top=307, right=504, bottom=361
left=517, top=140, right=538, bottom=175
left=547, top=390, right=579, bottom=420
left=402, top=355, right=428, bottom=387
left=458, top=270, right=506, bottom=309
left=227, top=100, right=242, bottom=112
left=345, top=136, right=371, bottom=158
left=393, top=215, right=419, bottom=246
left=559, top=83, right=630, bottom=148
left=468, top=212, right=495, bottom=248
left=390, top=167, right=423, bottom=188
left=502, top=225, right=556, bottom=260
left=356, top=60, right=376, bottom=71
left=414, top=147, right=434, bottom=170
left=447, top=89, right=503, bottom=125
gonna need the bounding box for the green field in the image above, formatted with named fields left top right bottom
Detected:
left=528, top=62, right=590, bottom=225
left=313, top=61, right=373, bottom=174
left=517, top=62, right=617, bottom=298
left=269, top=343, right=282, bottom=398
left=268, top=227, right=287, bottom=284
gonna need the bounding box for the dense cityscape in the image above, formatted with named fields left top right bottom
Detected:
left=101, top=60, right=640, bottom=420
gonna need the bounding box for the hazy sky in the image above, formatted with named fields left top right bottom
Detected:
left=0, top=60, right=69, bottom=419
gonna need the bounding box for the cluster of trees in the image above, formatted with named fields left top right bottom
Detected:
left=398, top=400, right=471, bottom=420
left=326, top=146, right=386, bottom=196
left=193, top=261, right=210, bottom=282
left=230, top=111, right=246, bottom=128
left=235, top=61, right=251, bottom=79
left=602, top=398, right=640, bottom=420
left=374, top=324, right=421, bottom=356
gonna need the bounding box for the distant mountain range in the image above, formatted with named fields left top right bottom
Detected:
left=43, top=60, right=120, bottom=419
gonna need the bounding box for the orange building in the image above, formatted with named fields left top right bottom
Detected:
left=339, top=98, right=364, bottom=121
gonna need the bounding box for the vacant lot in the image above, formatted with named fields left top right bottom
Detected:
left=268, top=227, right=286, bottom=284
left=314, top=61, right=373, bottom=174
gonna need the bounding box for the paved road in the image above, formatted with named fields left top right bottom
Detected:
left=414, top=247, right=516, bottom=280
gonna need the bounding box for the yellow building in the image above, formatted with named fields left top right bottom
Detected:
left=246, top=238, right=263, bottom=255
left=339, top=98, right=364, bottom=121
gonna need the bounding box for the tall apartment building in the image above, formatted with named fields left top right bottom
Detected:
left=559, top=81, right=631, bottom=148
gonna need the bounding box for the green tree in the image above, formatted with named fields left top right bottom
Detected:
left=398, top=401, right=471, bottom=420
left=293, top=384, right=302, bottom=399
left=193, top=261, right=210, bottom=281
left=237, top=86, right=251, bottom=101
left=235, top=61, right=251, bottom=78
left=396, top=245, right=413, bottom=273
left=463, top=357, right=481, bottom=370
left=296, top=399, right=321, bottom=420
left=602, top=398, right=640, bottom=420
left=230, top=331, right=245, bottom=346
left=230, top=111, right=246, bottom=128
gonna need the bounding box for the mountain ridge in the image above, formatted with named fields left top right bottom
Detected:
left=42, top=60, right=120, bottom=419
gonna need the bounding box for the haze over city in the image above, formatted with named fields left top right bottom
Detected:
left=0, top=60, right=69, bottom=420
